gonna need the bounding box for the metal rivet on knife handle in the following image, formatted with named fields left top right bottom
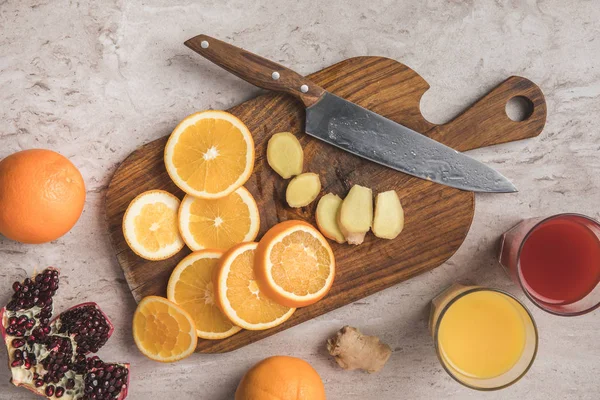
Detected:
left=271, top=71, right=280, bottom=80
left=200, top=40, right=209, bottom=49
left=300, top=85, right=309, bottom=93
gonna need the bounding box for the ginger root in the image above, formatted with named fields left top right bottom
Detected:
left=372, top=190, right=404, bottom=239
left=267, top=132, right=303, bottom=179
left=286, top=173, right=321, bottom=208
left=327, top=326, right=392, bottom=373
left=316, top=193, right=346, bottom=243
left=337, top=185, right=373, bottom=245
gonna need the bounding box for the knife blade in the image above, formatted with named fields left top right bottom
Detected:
left=184, top=34, right=517, bottom=193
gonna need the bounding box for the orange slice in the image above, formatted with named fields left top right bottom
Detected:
left=178, top=186, right=260, bottom=251
left=164, top=110, right=255, bottom=199
left=132, top=296, right=198, bottom=362
left=255, top=220, right=335, bottom=308
left=122, top=190, right=185, bottom=260
left=215, top=242, right=295, bottom=330
left=167, top=250, right=242, bottom=340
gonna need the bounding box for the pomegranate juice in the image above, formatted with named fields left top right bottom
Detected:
left=519, top=217, right=600, bottom=305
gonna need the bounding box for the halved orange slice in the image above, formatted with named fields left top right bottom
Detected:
left=122, top=190, right=185, bottom=260
left=215, top=242, right=295, bottom=330
left=132, top=296, right=198, bottom=362
left=164, top=110, right=255, bottom=199
left=167, top=250, right=242, bottom=340
left=178, top=186, right=260, bottom=251
left=255, top=220, right=335, bottom=308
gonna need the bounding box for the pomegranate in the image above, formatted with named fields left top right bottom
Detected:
left=1, top=268, right=129, bottom=399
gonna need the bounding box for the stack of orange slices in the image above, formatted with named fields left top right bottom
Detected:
left=129, top=110, right=337, bottom=363
left=165, top=219, right=335, bottom=341
left=123, top=111, right=260, bottom=261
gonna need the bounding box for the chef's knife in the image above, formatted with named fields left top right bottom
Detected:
left=184, top=34, right=517, bottom=193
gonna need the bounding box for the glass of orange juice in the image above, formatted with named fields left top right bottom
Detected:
left=429, top=284, right=538, bottom=390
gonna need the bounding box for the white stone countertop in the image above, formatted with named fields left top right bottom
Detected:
left=1, top=1, right=599, bottom=399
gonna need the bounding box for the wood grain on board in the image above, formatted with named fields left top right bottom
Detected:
left=105, top=56, right=546, bottom=353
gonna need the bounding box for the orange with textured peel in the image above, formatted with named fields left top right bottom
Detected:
left=215, top=242, right=295, bottom=330
left=164, top=110, right=254, bottom=199
left=235, top=356, right=326, bottom=400
left=255, top=220, right=335, bottom=308
left=0, top=149, right=85, bottom=244
left=132, top=296, right=198, bottom=362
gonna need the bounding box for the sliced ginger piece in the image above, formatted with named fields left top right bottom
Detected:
left=372, top=190, right=404, bottom=239
left=316, top=193, right=345, bottom=244
left=337, top=185, right=373, bottom=245
left=267, top=132, right=303, bottom=179
left=327, top=326, right=392, bottom=373
left=286, top=173, right=321, bottom=208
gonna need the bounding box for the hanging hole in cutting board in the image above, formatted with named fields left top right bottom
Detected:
left=505, top=96, right=534, bottom=122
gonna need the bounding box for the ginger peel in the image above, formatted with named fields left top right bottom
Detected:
left=327, top=326, right=392, bottom=373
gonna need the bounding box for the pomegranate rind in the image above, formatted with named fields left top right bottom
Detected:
left=0, top=307, right=7, bottom=341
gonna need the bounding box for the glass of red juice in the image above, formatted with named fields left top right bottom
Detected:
left=499, top=214, right=600, bottom=316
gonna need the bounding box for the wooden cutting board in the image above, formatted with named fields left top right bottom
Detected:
left=105, top=56, right=546, bottom=353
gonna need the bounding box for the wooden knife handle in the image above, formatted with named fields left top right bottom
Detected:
left=185, top=34, right=325, bottom=107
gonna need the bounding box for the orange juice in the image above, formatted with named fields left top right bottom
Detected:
left=438, top=291, right=526, bottom=379
left=430, top=284, right=537, bottom=390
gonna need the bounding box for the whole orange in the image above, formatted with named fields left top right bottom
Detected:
left=0, top=149, right=86, bottom=244
left=235, top=356, right=326, bottom=400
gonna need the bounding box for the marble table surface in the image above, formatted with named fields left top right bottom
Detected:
left=1, top=1, right=599, bottom=399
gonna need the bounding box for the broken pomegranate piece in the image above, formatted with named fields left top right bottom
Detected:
left=1, top=268, right=129, bottom=399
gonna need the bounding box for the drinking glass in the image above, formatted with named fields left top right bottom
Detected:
left=429, top=284, right=538, bottom=390
left=499, top=214, right=600, bottom=316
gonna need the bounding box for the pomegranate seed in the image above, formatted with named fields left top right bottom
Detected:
left=24, top=360, right=31, bottom=369
left=45, top=385, right=55, bottom=397
left=35, top=379, right=44, bottom=387
left=8, top=316, right=17, bottom=325
left=13, top=282, right=22, bottom=292
left=11, top=359, right=23, bottom=368
left=12, top=339, right=25, bottom=348
left=66, top=379, right=75, bottom=389
left=55, top=386, right=65, bottom=398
